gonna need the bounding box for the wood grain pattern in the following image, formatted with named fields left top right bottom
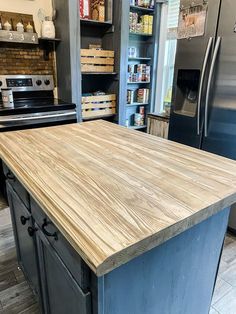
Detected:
left=1, top=120, right=236, bottom=276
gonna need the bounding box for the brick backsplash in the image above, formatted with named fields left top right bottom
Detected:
left=0, top=47, right=54, bottom=75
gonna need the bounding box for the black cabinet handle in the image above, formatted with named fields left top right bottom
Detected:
left=20, top=215, right=30, bottom=226
left=42, top=219, right=58, bottom=241
left=28, top=226, right=38, bottom=237
left=6, top=172, right=16, bottom=182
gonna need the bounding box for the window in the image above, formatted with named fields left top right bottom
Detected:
left=155, top=0, right=180, bottom=113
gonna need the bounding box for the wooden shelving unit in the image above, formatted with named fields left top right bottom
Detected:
left=79, top=0, right=121, bottom=122
left=54, top=0, right=162, bottom=126
left=54, top=0, right=120, bottom=122
left=118, top=0, right=162, bottom=131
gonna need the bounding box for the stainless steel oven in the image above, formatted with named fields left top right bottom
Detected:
left=0, top=75, right=77, bottom=131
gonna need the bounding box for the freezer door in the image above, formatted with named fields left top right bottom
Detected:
left=202, top=0, right=236, bottom=159
left=168, top=0, right=221, bottom=148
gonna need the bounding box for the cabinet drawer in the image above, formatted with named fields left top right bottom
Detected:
left=3, top=163, right=30, bottom=209
left=31, top=197, right=90, bottom=291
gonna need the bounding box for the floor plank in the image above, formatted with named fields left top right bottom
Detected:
left=213, top=288, right=236, bottom=314
left=211, top=277, right=233, bottom=305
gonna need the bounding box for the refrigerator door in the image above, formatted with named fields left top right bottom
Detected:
left=168, top=0, right=221, bottom=148
left=202, top=0, right=236, bottom=159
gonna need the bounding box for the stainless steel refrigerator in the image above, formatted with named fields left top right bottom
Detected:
left=168, top=0, right=236, bottom=231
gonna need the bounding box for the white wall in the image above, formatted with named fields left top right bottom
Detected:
left=0, top=0, right=52, bottom=35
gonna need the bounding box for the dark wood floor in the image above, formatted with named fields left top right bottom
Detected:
left=0, top=203, right=235, bottom=314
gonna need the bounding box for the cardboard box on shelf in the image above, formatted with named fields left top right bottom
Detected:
left=80, top=0, right=91, bottom=19
left=91, top=0, right=105, bottom=22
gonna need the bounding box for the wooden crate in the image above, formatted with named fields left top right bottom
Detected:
left=81, top=49, right=115, bottom=73
left=82, top=94, right=116, bottom=119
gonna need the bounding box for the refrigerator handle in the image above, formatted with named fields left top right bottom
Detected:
left=197, top=37, right=213, bottom=135
left=204, top=36, right=221, bottom=137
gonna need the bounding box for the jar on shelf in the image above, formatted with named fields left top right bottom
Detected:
left=26, top=22, right=34, bottom=33
left=42, top=16, right=55, bottom=39
left=3, top=20, right=12, bottom=31
left=16, top=22, right=24, bottom=33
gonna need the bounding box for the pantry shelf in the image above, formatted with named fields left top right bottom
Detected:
left=82, top=72, right=117, bottom=75
left=129, top=32, right=153, bottom=37
left=128, top=125, right=147, bottom=130
left=128, top=57, right=152, bottom=61
left=130, top=5, right=155, bottom=13
left=127, top=81, right=151, bottom=84
left=83, top=114, right=116, bottom=121
left=117, top=0, right=161, bottom=131
left=126, top=103, right=149, bottom=107
left=80, top=19, right=113, bottom=28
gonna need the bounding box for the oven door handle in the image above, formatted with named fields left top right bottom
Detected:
left=0, top=111, right=76, bottom=123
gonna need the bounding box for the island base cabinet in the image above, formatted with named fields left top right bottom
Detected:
left=36, top=226, right=92, bottom=314
left=96, top=208, right=230, bottom=314
left=6, top=182, right=39, bottom=296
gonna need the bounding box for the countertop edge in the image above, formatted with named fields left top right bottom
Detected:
left=96, top=195, right=235, bottom=276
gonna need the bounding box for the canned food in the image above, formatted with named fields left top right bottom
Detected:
left=127, top=90, right=134, bottom=104
left=1, top=88, right=14, bottom=108
left=134, top=113, right=143, bottom=126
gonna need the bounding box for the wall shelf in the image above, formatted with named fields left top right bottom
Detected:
left=0, top=30, right=38, bottom=45
left=130, top=5, right=155, bottom=13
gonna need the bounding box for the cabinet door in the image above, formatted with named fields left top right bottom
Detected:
left=6, top=183, right=39, bottom=294
left=36, top=227, right=91, bottom=314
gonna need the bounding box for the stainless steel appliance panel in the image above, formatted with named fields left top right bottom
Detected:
left=0, top=110, right=77, bottom=129
left=202, top=0, right=236, bottom=159
left=169, top=0, right=221, bottom=148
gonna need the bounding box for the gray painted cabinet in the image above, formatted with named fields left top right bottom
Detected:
left=4, top=161, right=229, bottom=314
left=6, top=182, right=39, bottom=295
left=5, top=168, right=92, bottom=314
left=36, top=226, right=91, bottom=314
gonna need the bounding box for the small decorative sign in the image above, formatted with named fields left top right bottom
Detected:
left=178, top=4, right=208, bottom=39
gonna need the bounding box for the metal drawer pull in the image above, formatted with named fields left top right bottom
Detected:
left=42, top=219, right=58, bottom=241
left=28, top=226, right=38, bottom=237
left=20, top=215, right=30, bottom=225
left=6, top=172, right=16, bottom=182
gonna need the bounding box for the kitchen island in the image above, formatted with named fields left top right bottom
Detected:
left=0, top=120, right=236, bottom=314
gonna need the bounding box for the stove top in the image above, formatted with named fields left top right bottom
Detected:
left=0, top=75, right=76, bottom=117
left=0, top=98, right=76, bottom=116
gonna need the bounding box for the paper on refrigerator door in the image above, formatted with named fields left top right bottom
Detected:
left=177, top=4, right=208, bottom=39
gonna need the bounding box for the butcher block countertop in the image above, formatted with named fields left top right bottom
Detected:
left=1, top=121, right=236, bottom=276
